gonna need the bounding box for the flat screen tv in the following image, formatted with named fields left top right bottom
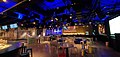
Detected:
left=10, top=23, right=18, bottom=28
left=109, top=16, right=120, bottom=34
left=2, top=25, right=7, bottom=30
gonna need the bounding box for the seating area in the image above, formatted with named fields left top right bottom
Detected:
left=0, top=0, right=120, bottom=57
left=34, top=36, right=94, bottom=57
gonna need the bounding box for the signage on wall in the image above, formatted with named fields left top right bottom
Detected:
left=63, top=26, right=77, bottom=33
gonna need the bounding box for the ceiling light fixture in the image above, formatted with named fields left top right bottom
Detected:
left=33, top=22, right=36, bottom=24
left=55, top=18, right=58, bottom=20
left=51, top=19, right=53, bottom=21
left=70, top=16, right=72, bottom=19
left=21, top=24, right=23, bottom=26
left=3, top=0, right=7, bottom=2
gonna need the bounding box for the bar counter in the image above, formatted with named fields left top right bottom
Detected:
left=0, top=41, right=22, bottom=57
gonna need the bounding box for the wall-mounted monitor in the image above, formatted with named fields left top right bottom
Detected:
left=10, top=23, right=18, bottom=28
left=2, top=25, right=7, bottom=30
left=109, top=16, right=120, bottom=34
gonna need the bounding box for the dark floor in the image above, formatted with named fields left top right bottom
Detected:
left=28, top=42, right=120, bottom=57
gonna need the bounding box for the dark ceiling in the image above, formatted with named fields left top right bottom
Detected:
left=0, top=0, right=120, bottom=28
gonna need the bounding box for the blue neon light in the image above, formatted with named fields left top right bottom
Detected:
left=73, top=19, right=78, bottom=22
left=14, top=12, right=25, bottom=19
left=102, top=15, right=109, bottom=21
left=93, top=15, right=100, bottom=21
left=0, top=0, right=17, bottom=13
left=100, top=0, right=120, bottom=12
left=39, top=0, right=71, bottom=10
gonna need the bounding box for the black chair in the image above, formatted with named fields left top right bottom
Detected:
left=20, top=53, right=29, bottom=57
left=21, top=46, right=27, bottom=54
left=20, top=45, right=32, bottom=57
left=26, top=48, right=33, bottom=57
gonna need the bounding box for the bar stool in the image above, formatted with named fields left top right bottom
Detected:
left=26, top=48, right=33, bottom=57
left=22, top=46, right=27, bottom=53
left=20, top=53, right=29, bottom=57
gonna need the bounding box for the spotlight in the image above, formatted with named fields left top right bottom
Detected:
left=70, top=16, right=72, bottom=19
left=86, top=25, right=89, bottom=27
left=33, top=22, right=36, bottom=24
left=75, top=23, right=77, bottom=25
left=55, top=25, right=57, bottom=27
left=83, top=26, right=85, bottom=27
left=55, top=18, right=58, bottom=20
left=79, top=23, right=81, bottom=25
left=51, top=19, right=53, bottom=21
left=89, top=22, right=92, bottom=24
left=49, top=26, right=51, bottom=27
left=3, top=0, right=7, bottom=2
left=21, top=24, right=23, bottom=26
left=95, top=25, right=97, bottom=26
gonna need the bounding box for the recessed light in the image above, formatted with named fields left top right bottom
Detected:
left=51, top=19, right=53, bottom=21
left=33, top=22, right=36, bottom=24
left=70, top=16, right=72, bottom=19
